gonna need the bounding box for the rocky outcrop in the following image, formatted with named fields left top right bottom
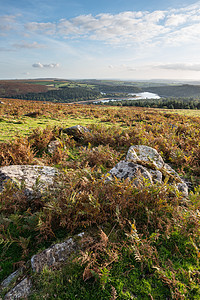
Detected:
left=106, top=145, right=188, bottom=197
left=0, top=165, right=58, bottom=194
left=1, top=270, right=21, bottom=289
left=60, top=125, right=90, bottom=141
left=31, top=237, right=78, bottom=272
left=2, top=233, right=84, bottom=299
left=105, top=161, right=153, bottom=186
left=126, top=145, right=164, bottom=168
left=4, top=278, right=32, bottom=300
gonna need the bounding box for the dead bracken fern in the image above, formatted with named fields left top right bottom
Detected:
left=75, top=229, right=119, bottom=284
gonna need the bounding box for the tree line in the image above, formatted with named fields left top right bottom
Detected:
left=7, top=86, right=101, bottom=103
left=100, top=98, right=200, bottom=109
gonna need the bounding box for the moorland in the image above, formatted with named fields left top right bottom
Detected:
left=0, top=81, right=200, bottom=299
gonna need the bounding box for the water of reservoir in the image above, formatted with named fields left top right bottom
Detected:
left=101, top=92, right=160, bottom=103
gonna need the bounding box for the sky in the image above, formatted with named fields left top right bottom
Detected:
left=1, top=0, right=200, bottom=80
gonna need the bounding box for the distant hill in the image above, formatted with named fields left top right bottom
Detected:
left=143, top=84, right=200, bottom=98
left=0, top=80, right=48, bottom=97
left=2, top=79, right=200, bottom=102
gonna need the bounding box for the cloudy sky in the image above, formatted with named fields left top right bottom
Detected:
left=1, top=0, right=200, bottom=80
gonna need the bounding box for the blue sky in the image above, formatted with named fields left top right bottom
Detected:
left=1, top=0, right=200, bottom=80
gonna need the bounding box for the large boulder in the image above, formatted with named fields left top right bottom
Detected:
left=31, top=234, right=84, bottom=272
left=60, top=125, right=90, bottom=141
left=105, top=161, right=153, bottom=186
left=106, top=145, right=188, bottom=197
left=0, top=165, right=57, bottom=194
left=126, top=145, right=164, bottom=168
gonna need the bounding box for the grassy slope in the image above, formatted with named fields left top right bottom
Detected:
left=0, top=98, right=199, bottom=299
left=0, top=98, right=200, bottom=141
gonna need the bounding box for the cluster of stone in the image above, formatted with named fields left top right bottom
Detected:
left=105, top=145, right=188, bottom=197
left=1, top=233, right=84, bottom=299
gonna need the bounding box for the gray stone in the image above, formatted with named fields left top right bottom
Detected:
left=2, top=233, right=85, bottom=299
left=126, top=145, right=164, bottom=168
left=106, top=145, right=188, bottom=197
left=31, top=237, right=78, bottom=273
left=61, top=125, right=90, bottom=141
left=4, top=278, right=32, bottom=300
left=1, top=270, right=21, bottom=289
left=47, top=140, right=61, bottom=154
left=105, top=160, right=153, bottom=185
left=0, top=165, right=57, bottom=194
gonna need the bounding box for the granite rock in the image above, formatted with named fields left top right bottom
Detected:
left=4, top=278, right=32, bottom=300
left=60, top=125, right=90, bottom=141
left=0, top=165, right=57, bottom=194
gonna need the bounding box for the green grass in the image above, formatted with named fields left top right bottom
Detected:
left=160, top=108, right=200, bottom=117
left=30, top=251, right=171, bottom=300
left=0, top=116, right=103, bottom=141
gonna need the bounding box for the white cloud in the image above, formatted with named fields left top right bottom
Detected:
left=25, top=22, right=56, bottom=35
left=0, top=15, right=18, bottom=35
left=108, top=64, right=136, bottom=72
left=165, top=23, right=200, bottom=45
left=13, top=41, right=45, bottom=49
left=165, top=14, right=188, bottom=26
left=156, top=63, right=200, bottom=71
left=3, top=2, right=200, bottom=50
left=32, top=62, right=59, bottom=68
left=50, top=10, right=168, bottom=45
left=22, top=5, right=199, bottom=46
left=32, top=62, right=43, bottom=68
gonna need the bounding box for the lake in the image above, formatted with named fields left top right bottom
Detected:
left=100, top=92, right=160, bottom=103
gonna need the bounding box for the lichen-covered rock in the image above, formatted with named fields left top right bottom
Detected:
left=105, top=160, right=153, bottom=185
left=31, top=235, right=82, bottom=273
left=126, top=145, right=164, bottom=168
left=4, top=278, right=32, bottom=300
left=1, top=233, right=84, bottom=299
left=0, top=165, right=57, bottom=194
left=60, top=125, right=90, bottom=141
left=1, top=270, right=21, bottom=289
left=106, top=145, right=188, bottom=197
left=47, top=140, right=61, bottom=154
